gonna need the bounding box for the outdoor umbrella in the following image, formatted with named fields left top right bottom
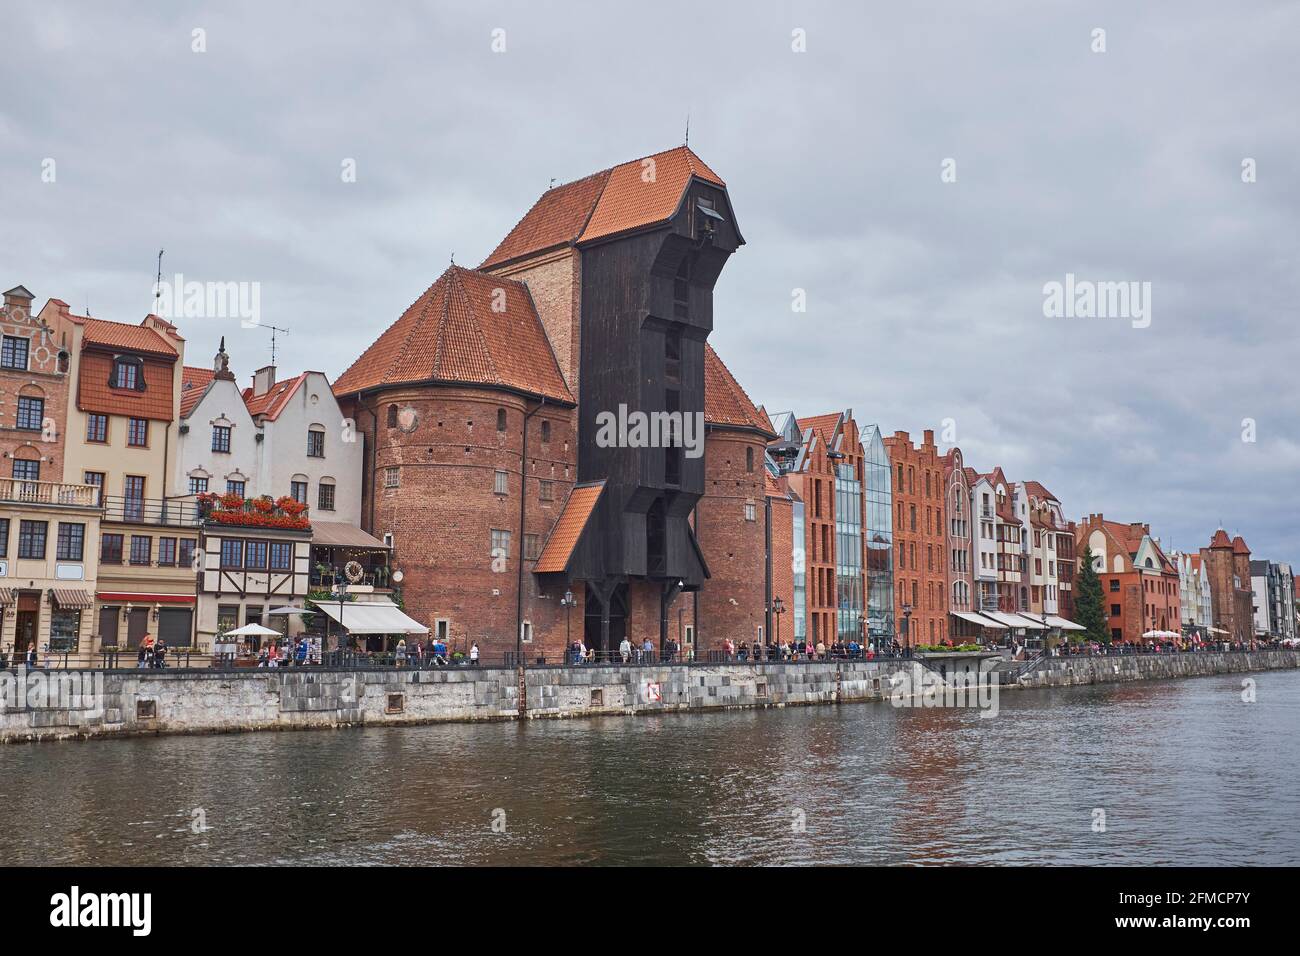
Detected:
left=267, top=606, right=312, bottom=616
left=222, top=623, right=283, bottom=637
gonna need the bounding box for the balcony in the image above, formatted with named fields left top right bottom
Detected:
left=197, top=493, right=310, bottom=531
left=0, top=478, right=99, bottom=508
left=103, top=495, right=202, bottom=527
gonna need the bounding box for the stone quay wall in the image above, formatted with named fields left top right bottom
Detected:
left=2, top=651, right=1296, bottom=743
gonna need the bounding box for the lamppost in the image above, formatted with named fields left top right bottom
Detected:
left=772, top=597, right=785, bottom=650
left=560, top=589, right=575, bottom=665
left=332, top=579, right=348, bottom=664
left=902, top=602, right=913, bottom=656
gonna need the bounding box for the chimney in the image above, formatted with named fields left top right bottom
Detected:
left=3, top=285, right=34, bottom=315
left=923, top=428, right=934, bottom=447
left=253, top=364, right=276, bottom=396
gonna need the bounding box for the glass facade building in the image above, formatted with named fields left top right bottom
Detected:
left=834, top=462, right=863, bottom=640
left=862, top=425, right=894, bottom=646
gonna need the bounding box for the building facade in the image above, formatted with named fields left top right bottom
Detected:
left=1078, top=514, right=1181, bottom=643
left=1200, top=530, right=1254, bottom=644
left=882, top=429, right=946, bottom=647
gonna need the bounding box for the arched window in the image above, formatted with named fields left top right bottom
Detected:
left=386, top=404, right=398, bottom=428
left=745, top=447, right=754, bottom=472
left=497, top=408, right=507, bottom=432
left=540, top=420, right=551, bottom=443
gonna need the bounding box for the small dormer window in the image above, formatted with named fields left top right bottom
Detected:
left=112, top=356, right=145, bottom=391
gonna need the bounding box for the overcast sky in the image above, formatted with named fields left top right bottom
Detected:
left=3, top=1, right=1297, bottom=565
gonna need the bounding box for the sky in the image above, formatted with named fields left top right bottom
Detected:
left=2, top=0, right=1298, bottom=565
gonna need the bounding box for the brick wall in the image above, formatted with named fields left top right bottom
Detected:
left=884, top=430, right=948, bottom=646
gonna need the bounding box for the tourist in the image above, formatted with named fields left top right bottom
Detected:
left=395, top=639, right=407, bottom=667
left=815, top=640, right=826, bottom=660
left=137, top=640, right=149, bottom=669
left=641, top=637, right=653, bottom=663
left=619, top=636, right=632, bottom=664
left=296, top=637, right=309, bottom=666
left=470, top=642, right=480, bottom=666
left=154, top=638, right=168, bottom=669
left=26, top=641, right=38, bottom=670
left=723, top=638, right=735, bottom=660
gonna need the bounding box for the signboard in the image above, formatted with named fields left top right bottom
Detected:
left=643, top=681, right=662, bottom=703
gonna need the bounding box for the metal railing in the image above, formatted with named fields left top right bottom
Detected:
left=0, top=478, right=99, bottom=508
left=102, top=495, right=202, bottom=526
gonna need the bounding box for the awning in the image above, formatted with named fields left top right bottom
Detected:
left=1044, top=615, right=1086, bottom=631
left=953, top=611, right=1006, bottom=629
left=0, top=588, right=14, bottom=606
left=96, top=592, right=196, bottom=604
left=980, top=610, right=1045, bottom=629
left=311, top=521, right=390, bottom=549
left=310, top=600, right=428, bottom=635
left=1207, top=627, right=1230, bottom=635
left=51, top=589, right=94, bottom=609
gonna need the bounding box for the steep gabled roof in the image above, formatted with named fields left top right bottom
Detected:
left=535, top=481, right=605, bottom=574
left=797, top=412, right=843, bottom=449
left=1232, top=535, right=1251, bottom=556
left=481, top=146, right=727, bottom=269
left=180, top=366, right=215, bottom=418
left=332, top=265, right=573, bottom=404
left=704, top=344, right=774, bottom=436
left=1022, top=480, right=1058, bottom=502
left=1209, top=529, right=1233, bottom=549
left=244, top=372, right=307, bottom=420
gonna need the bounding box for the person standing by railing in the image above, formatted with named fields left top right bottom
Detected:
left=469, top=642, right=480, bottom=666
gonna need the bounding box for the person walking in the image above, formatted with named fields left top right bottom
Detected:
left=619, top=636, right=632, bottom=664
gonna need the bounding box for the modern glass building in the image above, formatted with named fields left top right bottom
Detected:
left=835, top=461, right=863, bottom=640
left=862, top=425, right=894, bottom=646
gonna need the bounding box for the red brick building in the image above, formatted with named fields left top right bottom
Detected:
left=1077, top=514, right=1181, bottom=643
left=882, top=429, right=947, bottom=647
left=1, top=285, right=69, bottom=483
left=336, top=146, right=769, bottom=661
left=1200, top=529, right=1254, bottom=644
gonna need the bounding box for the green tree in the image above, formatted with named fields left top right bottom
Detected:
left=1075, top=544, right=1109, bottom=643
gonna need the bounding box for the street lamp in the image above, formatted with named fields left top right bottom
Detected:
left=332, top=579, right=348, bottom=664
left=560, top=589, right=575, bottom=665
left=772, top=597, right=785, bottom=649
left=902, top=602, right=913, bottom=655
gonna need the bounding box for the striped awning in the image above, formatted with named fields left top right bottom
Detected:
left=1044, top=614, right=1086, bottom=631
left=953, top=611, right=1006, bottom=629
left=51, top=589, right=94, bottom=609
left=0, top=588, right=14, bottom=606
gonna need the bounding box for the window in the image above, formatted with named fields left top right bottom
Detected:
left=318, top=482, right=335, bottom=511
left=307, top=428, right=325, bottom=457
left=386, top=404, right=398, bottom=428
left=245, top=540, right=268, bottom=569
left=100, top=533, right=124, bottom=564
left=56, top=523, right=85, bottom=561
left=496, top=408, right=507, bottom=432
left=188, top=476, right=208, bottom=495
left=220, top=538, right=244, bottom=568
left=226, top=479, right=245, bottom=497
left=384, top=468, right=399, bottom=489
left=86, top=413, right=108, bottom=443
left=84, top=472, right=105, bottom=503
left=494, top=470, right=509, bottom=495
left=539, top=480, right=554, bottom=501
left=746, top=447, right=754, bottom=472
left=491, top=529, right=511, bottom=558
left=269, top=542, right=292, bottom=571
left=18, top=520, right=47, bottom=559
left=1, top=335, right=29, bottom=370
left=0, top=518, right=8, bottom=556
left=157, top=537, right=177, bottom=566
left=112, top=358, right=143, bottom=390
left=16, top=396, right=43, bottom=431
left=744, top=501, right=757, bottom=522
left=127, top=417, right=148, bottom=447
left=1110, top=604, right=1121, bottom=617
left=540, top=420, right=551, bottom=443
left=178, top=539, right=196, bottom=569
left=524, top=533, right=541, bottom=561
left=1109, top=580, right=1119, bottom=592
left=211, top=425, right=232, bottom=453
left=12, top=458, right=39, bottom=482
left=290, top=480, right=308, bottom=503
left=130, top=535, right=152, bottom=566
left=50, top=609, right=81, bottom=653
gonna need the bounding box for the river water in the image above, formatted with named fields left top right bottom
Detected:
left=2, top=672, right=1297, bottom=865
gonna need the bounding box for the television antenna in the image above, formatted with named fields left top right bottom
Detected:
left=258, top=324, right=290, bottom=366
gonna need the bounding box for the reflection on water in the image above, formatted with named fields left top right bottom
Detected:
left=3, top=673, right=1297, bottom=865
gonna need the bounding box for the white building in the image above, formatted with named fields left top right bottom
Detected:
left=1172, top=550, right=1213, bottom=632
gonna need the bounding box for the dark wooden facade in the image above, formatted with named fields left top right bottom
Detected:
left=569, top=179, right=744, bottom=650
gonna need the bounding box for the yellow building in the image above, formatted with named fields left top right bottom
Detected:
left=41, top=300, right=199, bottom=652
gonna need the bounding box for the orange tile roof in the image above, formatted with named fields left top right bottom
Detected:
left=333, top=266, right=573, bottom=403
left=534, top=481, right=605, bottom=573
left=1232, top=535, right=1250, bottom=555
left=797, top=412, right=842, bottom=448
left=1022, top=480, right=1057, bottom=502
left=704, top=344, right=774, bottom=435
left=481, top=146, right=725, bottom=269
left=180, top=366, right=215, bottom=418
left=1209, top=529, right=1233, bottom=549
left=81, top=317, right=178, bottom=357
left=243, top=373, right=306, bottom=420
left=77, top=351, right=175, bottom=421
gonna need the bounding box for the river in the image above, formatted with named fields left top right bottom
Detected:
left=2, top=671, right=1297, bottom=865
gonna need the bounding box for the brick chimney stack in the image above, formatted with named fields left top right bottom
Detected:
left=252, top=364, right=276, bottom=396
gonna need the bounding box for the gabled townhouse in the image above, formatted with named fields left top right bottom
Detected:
left=1078, top=514, right=1181, bottom=643
left=40, top=298, right=198, bottom=654
left=0, top=285, right=100, bottom=659
left=882, top=429, right=947, bottom=646
left=941, top=447, right=980, bottom=640
left=1170, top=549, right=1213, bottom=637
left=1019, top=481, right=1081, bottom=629
left=177, top=339, right=370, bottom=650
left=1249, top=560, right=1296, bottom=640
